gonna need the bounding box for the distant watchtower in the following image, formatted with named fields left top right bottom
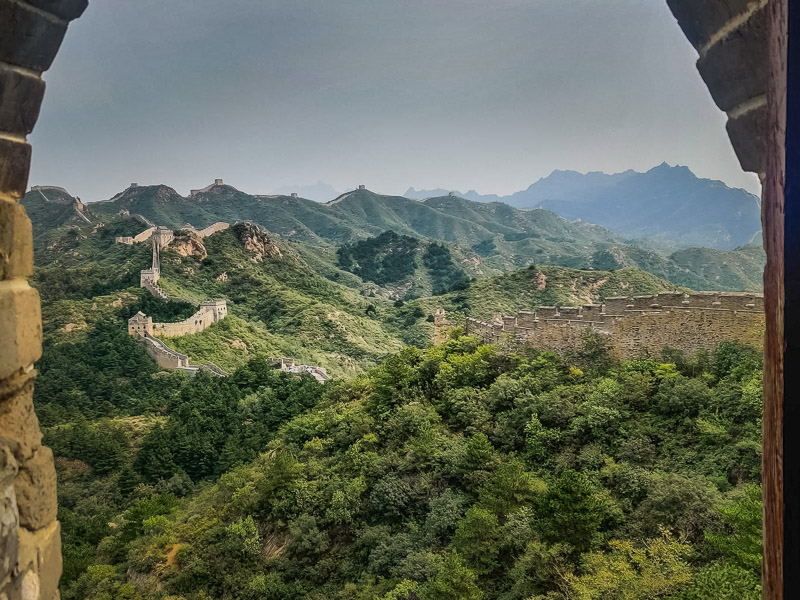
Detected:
left=215, top=179, right=223, bottom=185
left=358, top=185, right=366, bottom=190
left=449, top=191, right=455, bottom=197
left=130, top=183, right=138, bottom=188
left=291, top=192, right=298, bottom=198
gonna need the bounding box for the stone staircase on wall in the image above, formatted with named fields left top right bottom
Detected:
left=141, top=277, right=193, bottom=305
left=141, top=277, right=168, bottom=301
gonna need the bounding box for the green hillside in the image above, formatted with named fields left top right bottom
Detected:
left=588, top=244, right=765, bottom=292
left=24, top=186, right=765, bottom=600
left=52, top=335, right=763, bottom=600
left=415, top=265, right=681, bottom=329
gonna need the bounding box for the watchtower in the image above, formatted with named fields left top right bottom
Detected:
left=215, top=179, right=223, bottom=185
left=128, top=311, right=153, bottom=336
left=201, top=299, right=228, bottom=322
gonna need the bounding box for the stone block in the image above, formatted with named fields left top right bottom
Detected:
left=0, top=568, right=22, bottom=599
left=20, top=568, right=39, bottom=600
left=0, top=280, right=41, bottom=380
left=0, top=138, right=32, bottom=200
left=726, top=104, right=767, bottom=174
left=667, top=0, right=753, bottom=49
left=24, top=0, right=88, bottom=20
left=0, top=1, right=68, bottom=73
left=0, top=69, right=45, bottom=136
left=0, top=471, right=19, bottom=583
left=0, top=200, right=34, bottom=280
left=697, top=7, right=768, bottom=113
left=0, top=375, right=42, bottom=464
left=14, top=447, right=57, bottom=530
left=17, top=521, right=61, bottom=600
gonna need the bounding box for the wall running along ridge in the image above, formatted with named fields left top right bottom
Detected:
left=128, top=300, right=228, bottom=338
left=127, top=230, right=229, bottom=376
left=444, top=292, right=765, bottom=359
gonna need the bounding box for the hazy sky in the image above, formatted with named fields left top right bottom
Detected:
left=28, top=0, right=762, bottom=201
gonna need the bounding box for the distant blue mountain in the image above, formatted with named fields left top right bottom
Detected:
left=405, top=164, right=761, bottom=250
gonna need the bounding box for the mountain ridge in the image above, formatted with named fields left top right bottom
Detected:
left=21, top=181, right=765, bottom=293
left=405, top=164, right=761, bottom=250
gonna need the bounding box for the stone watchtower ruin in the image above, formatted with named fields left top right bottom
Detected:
left=139, top=227, right=174, bottom=286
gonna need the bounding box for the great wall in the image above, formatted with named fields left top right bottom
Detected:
left=120, top=212, right=329, bottom=381
left=436, top=291, right=765, bottom=359
left=124, top=221, right=231, bottom=376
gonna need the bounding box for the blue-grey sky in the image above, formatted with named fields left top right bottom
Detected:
left=28, top=0, right=762, bottom=201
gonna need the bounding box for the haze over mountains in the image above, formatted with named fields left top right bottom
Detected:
left=272, top=181, right=340, bottom=203
left=406, top=163, right=762, bottom=250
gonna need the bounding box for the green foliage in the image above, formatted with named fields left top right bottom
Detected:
left=562, top=530, right=692, bottom=599
left=55, top=339, right=763, bottom=600
left=420, top=552, right=484, bottom=600
left=705, top=485, right=762, bottom=575
left=537, top=470, right=607, bottom=553
left=337, top=231, right=420, bottom=285
left=668, top=564, right=760, bottom=600
left=422, top=242, right=468, bottom=294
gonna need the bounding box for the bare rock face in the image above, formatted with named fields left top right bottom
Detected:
left=234, top=222, right=282, bottom=262
left=171, top=232, right=207, bottom=260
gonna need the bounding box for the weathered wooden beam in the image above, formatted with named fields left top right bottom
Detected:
left=764, top=0, right=787, bottom=597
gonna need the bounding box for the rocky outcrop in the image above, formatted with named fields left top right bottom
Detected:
left=171, top=232, right=207, bottom=260
left=235, top=222, right=282, bottom=262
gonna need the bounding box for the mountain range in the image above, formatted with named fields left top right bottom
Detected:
left=405, top=164, right=762, bottom=250
left=21, top=181, right=765, bottom=294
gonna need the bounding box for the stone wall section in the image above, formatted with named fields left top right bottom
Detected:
left=0, top=1, right=87, bottom=598
left=115, top=226, right=154, bottom=245
left=182, top=221, right=229, bottom=238
left=271, top=358, right=331, bottom=383
left=127, top=300, right=227, bottom=338
left=141, top=333, right=190, bottom=370
left=457, top=292, right=765, bottom=359
left=433, top=308, right=455, bottom=346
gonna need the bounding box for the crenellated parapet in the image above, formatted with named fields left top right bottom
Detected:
left=456, top=291, right=765, bottom=358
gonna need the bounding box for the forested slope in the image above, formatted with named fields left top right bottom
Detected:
left=53, top=335, right=763, bottom=600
